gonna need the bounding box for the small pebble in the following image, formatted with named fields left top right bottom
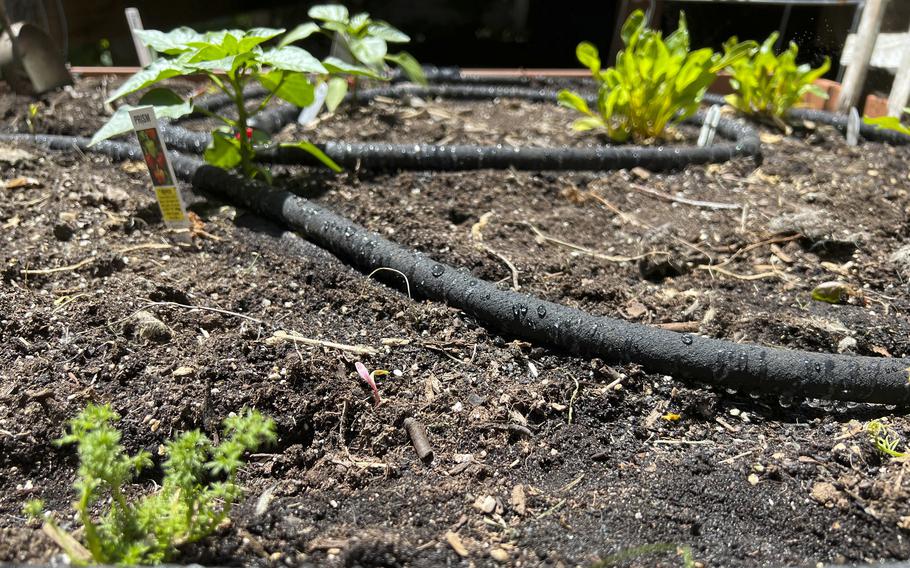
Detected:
left=490, top=548, right=509, bottom=563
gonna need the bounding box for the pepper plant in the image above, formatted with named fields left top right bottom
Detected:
left=282, top=4, right=426, bottom=112
left=723, top=32, right=830, bottom=127
left=25, top=404, right=275, bottom=565
left=558, top=11, right=755, bottom=142
left=90, top=26, right=354, bottom=180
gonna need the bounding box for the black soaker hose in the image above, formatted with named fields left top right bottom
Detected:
left=702, top=92, right=910, bottom=145
left=3, top=131, right=908, bottom=405
left=161, top=84, right=761, bottom=171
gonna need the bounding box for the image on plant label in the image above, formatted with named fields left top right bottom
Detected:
left=136, top=127, right=173, bottom=187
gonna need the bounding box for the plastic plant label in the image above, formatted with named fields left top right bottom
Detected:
left=846, top=107, right=860, bottom=147
left=698, top=105, right=721, bottom=147
left=128, top=106, right=189, bottom=228
left=125, top=8, right=155, bottom=67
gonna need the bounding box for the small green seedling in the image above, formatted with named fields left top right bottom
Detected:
left=26, top=103, right=40, bottom=135
left=864, top=108, right=910, bottom=136
left=724, top=32, right=830, bottom=128
left=867, top=419, right=907, bottom=459
left=593, top=542, right=695, bottom=567
left=25, top=404, right=275, bottom=565
left=285, top=4, right=426, bottom=111
left=90, top=26, right=354, bottom=180
left=558, top=11, right=755, bottom=142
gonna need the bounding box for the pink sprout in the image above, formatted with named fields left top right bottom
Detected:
left=355, top=362, right=381, bottom=407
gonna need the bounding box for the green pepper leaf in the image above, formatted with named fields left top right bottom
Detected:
left=325, top=77, right=348, bottom=112
left=308, top=4, right=349, bottom=23
left=134, top=27, right=202, bottom=54
left=367, top=21, right=410, bottom=43
left=236, top=27, right=285, bottom=53
left=349, top=36, right=387, bottom=65
left=323, top=56, right=384, bottom=78
left=90, top=93, right=192, bottom=147
left=279, top=23, right=320, bottom=48
left=204, top=131, right=243, bottom=169
left=385, top=52, right=426, bottom=84
left=257, top=70, right=316, bottom=107
left=349, top=13, right=371, bottom=32
left=260, top=46, right=327, bottom=73
left=280, top=141, right=342, bottom=172
left=106, top=57, right=191, bottom=103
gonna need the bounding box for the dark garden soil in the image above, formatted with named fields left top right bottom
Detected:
left=2, top=76, right=910, bottom=567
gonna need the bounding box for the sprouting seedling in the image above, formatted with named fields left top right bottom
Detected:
left=592, top=543, right=695, bottom=567
left=867, top=420, right=907, bottom=459
left=355, top=361, right=388, bottom=407
left=26, top=103, right=40, bottom=135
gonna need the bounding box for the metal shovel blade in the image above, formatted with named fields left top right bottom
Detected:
left=0, top=21, right=72, bottom=95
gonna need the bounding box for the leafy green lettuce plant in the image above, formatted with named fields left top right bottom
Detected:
left=90, top=26, right=351, bottom=180
left=723, top=32, right=830, bottom=126
left=558, top=11, right=755, bottom=142
left=285, top=4, right=426, bottom=111
left=25, top=404, right=275, bottom=565
left=864, top=108, right=910, bottom=136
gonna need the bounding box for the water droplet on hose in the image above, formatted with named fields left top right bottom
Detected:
left=537, top=305, right=547, bottom=318
left=431, top=264, right=445, bottom=277
left=681, top=334, right=693, bottom=345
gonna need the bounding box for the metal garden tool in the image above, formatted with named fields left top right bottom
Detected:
left=0, top=0, right=71, bottom=95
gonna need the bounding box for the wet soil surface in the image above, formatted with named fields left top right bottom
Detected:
left=2, top=76, right=910, bottom=567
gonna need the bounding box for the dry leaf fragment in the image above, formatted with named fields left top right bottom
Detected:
left=872, top=345, right=892, bottom=358
left=445, top=531, right=469, bottom=557
left=4, top=176, right=42, bottom=189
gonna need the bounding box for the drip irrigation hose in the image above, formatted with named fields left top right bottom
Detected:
left=160, top=83, right=761, bottom=172
left=2, top=131, right=908, bottom=406
left=702, top=93, right=910, bottom=145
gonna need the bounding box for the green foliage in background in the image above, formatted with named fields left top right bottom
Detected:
left=724, top=32, right=830, bottom=125
left=558, top=11, right=755, bottom=142
left=25, top=404, right=275, bottom=565
left=283, top=4, right=426, bottom=111
left=865, top=108, right=910, bottom=137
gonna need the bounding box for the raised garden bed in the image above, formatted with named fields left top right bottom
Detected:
left=3, top=71, right=910, bottom=568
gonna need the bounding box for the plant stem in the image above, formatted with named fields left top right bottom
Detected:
left=255, top=71, right=286, bottom=114
left=78, top=492, right=104, bottom=561
left=230, top=69, right=255, bottom=178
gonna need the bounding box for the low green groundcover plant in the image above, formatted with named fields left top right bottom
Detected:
left=25, top=404, right=275, bottom=565
left=558, top=10, right=755, bottom=142
left=865, top=108, right=910, bottom=136
left=723, top=32, right=830, bottom=126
